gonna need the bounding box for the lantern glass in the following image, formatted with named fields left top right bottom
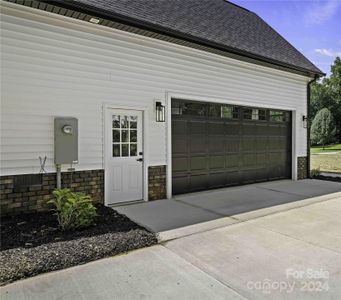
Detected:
left=156, top=102, right=165, bottom=122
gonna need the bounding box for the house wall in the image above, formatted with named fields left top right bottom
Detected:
left=1, top=2, right=310, bottom=212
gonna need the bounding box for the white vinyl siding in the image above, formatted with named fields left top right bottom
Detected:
left=0, top=2, right=309, bottom=176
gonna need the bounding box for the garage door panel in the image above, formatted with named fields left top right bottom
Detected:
left=209, top=122, right=224, bottom=135
left=256, top=124, right=269, bottom=136
left=226, top=171, right=240, bottom=185
left=209, top=155, right=225, bottom=169
left=172, top=119, right=187, bottom=134
left=242, top=123, right=257, bottom=135
left=190, top=156, right=207, bottom=171
left=172, top=176, right=189, bottom=195
left=226, top=153, right=239, bottom=168
left=172, top=137, right=187, bottom=154
left=242, top=138, right=256, bottom=151
left=190, top=137, right=206, bottom=153
left=172, top=157, right=188, bottom=172
left=225, top=123, right=240, bottom=135
left=269, top=125, right=282, bottom=136
left=226, top=138, right=240, bottom=152
left=268, top=137, right=282, bottom=151
left=256, top=138, right=268, bottom=151
left=243, top=153, right=257, bottom=166
left=209, top=136, right=225, bottom=152
left=241, top=169, right=259, bottom=183
left=190, top=121, right=207, bottom=134
left=256, top=153, right=268, bottom=166
left=190, top=174, right=208, bottom=191
left=208, top=172, right=226, bottom=188
left=242, top=168, right=262, bottom=183
left=172, top=99, right=291, bottom=195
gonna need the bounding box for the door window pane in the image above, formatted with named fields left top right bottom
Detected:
left=121, top=116, right=128, bottom=128
left=130, top=130, right=137, bottom=142
left=112, top=114, right=139, bottom=157
left=113, top=144, right=120, bottom=157
left=112, top=115, right=120, bottom=128
left=122, top=144, right=129, bottom=157
left=122, top=130, right=129, bottom=142
left=130, top=116, right=137, bottom=128
left=130, top=144, right=137, bottom=156
left=112, top=130, right=120, bottom=143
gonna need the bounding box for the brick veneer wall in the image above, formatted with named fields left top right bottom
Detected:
left=1, top=159, right=308, bottom=215
left=148, top=165, right=167, bottom=201
left=0, top=170, right=104, bottom=216
left=297, top=156, right=308, bottom=180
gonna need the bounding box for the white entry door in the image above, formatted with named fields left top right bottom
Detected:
left=105, top=108, right=143, bottom=204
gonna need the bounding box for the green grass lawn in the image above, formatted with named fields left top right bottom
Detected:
left=311, top=143, right=341, bottom=173
left=310, top=143, right=341, bottom=154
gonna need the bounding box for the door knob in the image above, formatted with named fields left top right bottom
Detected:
left=136, top=158, right=143, bottom=162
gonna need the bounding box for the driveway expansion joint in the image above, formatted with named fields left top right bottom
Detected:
left=162, top=244, right=250, bottom=300
left=254, top=185, right=308, bottom=197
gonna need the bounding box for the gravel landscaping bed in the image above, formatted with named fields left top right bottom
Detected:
left=0, top=205, right=157, bottom=285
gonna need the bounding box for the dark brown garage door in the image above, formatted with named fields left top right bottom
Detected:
left=171, top=99, right=292, bottom=195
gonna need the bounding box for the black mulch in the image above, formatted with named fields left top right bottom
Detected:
left=312, top=175, right=341, bottom=183
left=0, top=204, right=158, bottom=286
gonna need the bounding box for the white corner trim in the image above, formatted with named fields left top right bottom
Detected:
left=166, top=92, right=173, bottom=199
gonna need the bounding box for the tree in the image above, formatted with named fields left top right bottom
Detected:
left=311, top=57, right=341, bottom=142
left=311, top=108, right=336, bottom=148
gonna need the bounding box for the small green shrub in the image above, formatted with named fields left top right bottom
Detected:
left=310, top=168, right=321, bottom=177
left=48, top=188, right=97, bottom=231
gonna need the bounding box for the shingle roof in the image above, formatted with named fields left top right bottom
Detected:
left=47, top=0, right=323, bottom=76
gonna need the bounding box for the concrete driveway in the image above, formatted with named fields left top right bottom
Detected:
left=115, top=179, right=341, bottom=232
left=1, top=185, right=341, bottom=300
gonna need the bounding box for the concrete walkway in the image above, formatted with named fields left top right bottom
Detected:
left=115, top=179, right=341, bottom=232
left=1, top=187, right=341, bottom=299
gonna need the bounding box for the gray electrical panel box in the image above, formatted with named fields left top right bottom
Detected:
left=54, top=117, right=78, bottom=165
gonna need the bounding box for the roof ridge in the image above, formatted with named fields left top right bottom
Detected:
left=223, top=0, right=252, bottom=13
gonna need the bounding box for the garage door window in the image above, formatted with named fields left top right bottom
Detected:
left=243, top=108, right=266, bottom=121
left=209, top=104, right=239, bottom=119
left=221, top=105, right=239, bottom=119
left=172, top=100, right=207, bottom=116
left=270, top=110, right=290, bottom=122
left=183, top=102, right=206, bottom=116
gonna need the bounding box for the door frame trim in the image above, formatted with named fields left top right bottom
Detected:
left=103, top=103, right=149, bottom=206
left=165, top=91, right=298, bottom=199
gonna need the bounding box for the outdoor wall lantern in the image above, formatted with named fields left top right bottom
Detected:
left=156, top=101, right=165, bottom=122
left=302, top=115, right=308, bottom=128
